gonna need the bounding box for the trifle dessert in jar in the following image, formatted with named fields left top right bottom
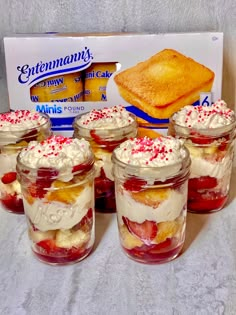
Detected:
left=169, top=100, right=236, bottom=213
left=112, top=136, right=190, bottom=264
left=0, top=110, right=51, bottom=214
left=73, top=105, right=137, bottom=213
left=17, top=135, right=95, bottom=265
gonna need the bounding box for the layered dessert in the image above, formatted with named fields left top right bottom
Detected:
left=169, top=100, right=236, bottom=213
left=17, top=135, right=95, bottom=264
left=0, top=110, right=51, bottom=214
left=73, top=105, right=137, bottom=213
left=112, top=136, right=190, bottom=264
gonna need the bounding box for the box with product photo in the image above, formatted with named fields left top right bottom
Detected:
left=4, top=32, right=223, bottom=135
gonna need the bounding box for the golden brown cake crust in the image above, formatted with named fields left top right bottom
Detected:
left=137, top=126, right=161, bottom=138
left=114, top=49, right=215, bottom=118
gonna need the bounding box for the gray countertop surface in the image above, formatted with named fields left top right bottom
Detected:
left=0, top=168, right=236, bottom=315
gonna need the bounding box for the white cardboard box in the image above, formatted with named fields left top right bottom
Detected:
left=4, top=32, right=223, bottom=135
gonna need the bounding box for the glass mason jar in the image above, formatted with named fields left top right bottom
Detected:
left=169, top=117, right=236, bottom=213
left=73, top=111, right=137, bottom=213
left=112, top=137, right=190, bottom=264
left=0, top=111, right=51, bottom=214
left=17, top=146, right=95, bottom=265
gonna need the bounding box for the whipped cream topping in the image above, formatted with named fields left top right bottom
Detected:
left=0, top=110, right=47, bottom=131
left=114, top=136, right=187, bottom=167
left=75, top=105, right=134, bottom=129
left=172, top=100, right=235, bottom=129
left=19, top=136, right=92, bottom=178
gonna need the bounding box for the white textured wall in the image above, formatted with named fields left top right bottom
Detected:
left=0, top=0, right=235, bottom=112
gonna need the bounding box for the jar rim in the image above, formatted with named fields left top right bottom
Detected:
left=112, top=143, right=191, bottom=179
left=169, top=116, right=236, bottom=137
left=16, top=149, right=95, bottom=179
left=73, top=112, right=138, bottom=133
left=0, top=112, right=51, bottom=136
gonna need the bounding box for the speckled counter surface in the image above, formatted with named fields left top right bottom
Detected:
left=0, top=169, right=236, bottom=315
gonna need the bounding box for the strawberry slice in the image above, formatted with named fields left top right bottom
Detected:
left=148, top=238, right=173, bottom=253
left=90, top=130, right=125, bottom=152
left=217, top=134, right=230, bottom=151
left=190, top=131, right=214, bottom=145
left=34, top=167, right=59, bottom=198
left=123, top=177, right=147, bottom=192
left=124, top=237, right=181, bottom=262
left=1, top=193, right=24, bottom=213
left=37, top=239, right=57, bottom=253
left=21, top=129, right=38, bottom=142
left=72, top=162, right=93, bottom=174
left=28, top=183, right=44, bottom=199
left=28, top=168, right=59, bottom=199
left=35, top=239, right=90, bottom=263
left=37, top=167, right=59, bottom=180
left=136, top=238, right=173, bottom=254
left=1, top=172, right=17, bottom=184
left=73, top=208, right=93, bottom=232
left=36, top=238, right=88, bottom=259
left=188, top=176, right=218, bottom=190
left=154, top=174, right=183, bottom=188
left=122, top=216, right=158, bottom=241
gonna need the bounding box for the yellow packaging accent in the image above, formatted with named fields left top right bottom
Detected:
left=84, top=63, right=117, bottom=101
left=30, top=72, right=83, bottom=102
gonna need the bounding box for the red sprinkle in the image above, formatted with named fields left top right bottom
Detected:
left=0, top=110, right=41, bottom=125
left=127, top=137, right=174, bottom=162
left=81, top=105, right=126, bottom=125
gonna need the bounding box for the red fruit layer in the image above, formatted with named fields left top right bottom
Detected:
left=95, top=196, right=116, bottom=213
left=123, top=177, right=147, bottom=192
left=95, top=167, right=116, bottom=212
left=1, top=172, right=17, bottom=184
left=122, top=216, right=157, bottom=241
left=188, top=175, right=227, bottom=212
left=1, top=193, right=24, bottom=214
left=122, top=238, right=183, bottom=264
left=189, top=132, right=231, bottom=151
left=124, top=173, right=185, bottom=191
left=72, top=162, right=93, bottom=174
left=95, top=170, right=114, bottom=197
left=73, top=208, right=93, bottom=231
left=90, top=130, right=126, bottom=152
left=33, top=245, right=92, bottom=264
left=21, top=129, right=38, bottom=142
left=188, top=194, right=227, bottom=212
left=188, top=176, right=218, bottom=190
left=189, top=132, right=214, bottom=145
left=37, top=167, right=59, bottom=180
left=29, top=167, right=59, bottom=198
left=28, top=219, right=39, bottom=231
left=154, top=174, right=186, bottom=189
left=217, top=134, right=230, bottom=151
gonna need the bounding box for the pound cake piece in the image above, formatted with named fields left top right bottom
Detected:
left=137, top=126, right=161, bottom=138
left=114, top=49, right=215, bottom=119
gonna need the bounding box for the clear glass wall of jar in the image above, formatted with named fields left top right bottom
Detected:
left=73, top=112, right=137, bottom=213
left=0, top=112, right=51, bottom=214
left=168, top=118, right=236, bottom=213
left=112, top=143, right=190, bottom=264
left=16, top=152, right=95, bottom=265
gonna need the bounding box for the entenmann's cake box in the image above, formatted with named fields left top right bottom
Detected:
left=4, top=32, right=223, bottom=135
